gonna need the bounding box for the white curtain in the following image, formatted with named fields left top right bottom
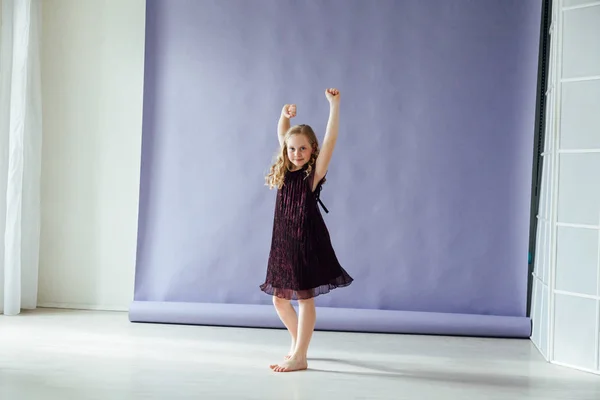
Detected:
left=0, top=0, right=42, bottom=315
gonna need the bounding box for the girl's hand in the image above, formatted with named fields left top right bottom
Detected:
left=325, top=88, right=340, bottom=105
left=281, top=104, right=296, bottom=119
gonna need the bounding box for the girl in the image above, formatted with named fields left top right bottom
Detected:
left=260, top=88, right=353, bottom=372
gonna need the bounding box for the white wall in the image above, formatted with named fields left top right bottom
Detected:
left=531, top=0, right=600, bottom=375
left=38, top=0, right=146, bottom=310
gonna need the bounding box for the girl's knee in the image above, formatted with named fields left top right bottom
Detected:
left=272, top=296, right=290, bottom=307
left=298, top=298, right=315, bottom=306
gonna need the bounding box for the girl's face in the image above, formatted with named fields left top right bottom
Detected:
left=286, top=134, right=313, bottom=170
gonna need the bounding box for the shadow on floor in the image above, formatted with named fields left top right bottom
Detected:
left=307, top=357, right=564, bottom=391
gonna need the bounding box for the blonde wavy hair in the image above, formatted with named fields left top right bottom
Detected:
left=265, top=124, right=323, bottom=190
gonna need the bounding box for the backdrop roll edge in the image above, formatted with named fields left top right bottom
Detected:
left=128, top=301, right=532, bottom=338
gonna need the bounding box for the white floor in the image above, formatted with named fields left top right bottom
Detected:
left=1, top=309, right=599, bottom=399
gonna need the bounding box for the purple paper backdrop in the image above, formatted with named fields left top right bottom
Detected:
left=132, top=0, right=541, bottom=336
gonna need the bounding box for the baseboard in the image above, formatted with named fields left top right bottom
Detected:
left=37, top=302, right=129, bottom=312
left=551, top=361, right=600, bottom=376
left=530, top=336, right=549, bottom=361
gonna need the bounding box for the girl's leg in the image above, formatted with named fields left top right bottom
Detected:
left=294, top=298, right=316, bottom=359
left=270, top=297, right=315, bottom=372
left=272, top=296, right=298, bottom=358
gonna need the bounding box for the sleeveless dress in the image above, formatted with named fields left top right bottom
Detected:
left=260, top=166, right=353, bottom=300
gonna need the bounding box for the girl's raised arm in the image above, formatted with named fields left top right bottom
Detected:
left=277, top=104, right=296, bottom=147
left=314, top=88, right=340, bottom=187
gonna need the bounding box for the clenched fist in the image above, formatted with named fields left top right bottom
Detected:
left=281, top=104, right=296, bottom=119
left=325, top=88, right=340, bottom=105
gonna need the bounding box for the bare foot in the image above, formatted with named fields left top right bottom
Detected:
left=284, top=342, right=296, bottom=360
left=270, top=356, right=308, bottom=372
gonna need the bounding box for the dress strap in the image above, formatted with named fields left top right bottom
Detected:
left=314, top=184, right=329, bottom=213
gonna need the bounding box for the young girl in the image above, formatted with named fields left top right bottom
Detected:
left=260, top=88, right=353, bottom=372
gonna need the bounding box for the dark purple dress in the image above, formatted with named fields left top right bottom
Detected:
left=260, top=166, right=353, bottom=300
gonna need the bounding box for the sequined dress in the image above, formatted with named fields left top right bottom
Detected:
left=260, top=166, right=353, bottom=300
